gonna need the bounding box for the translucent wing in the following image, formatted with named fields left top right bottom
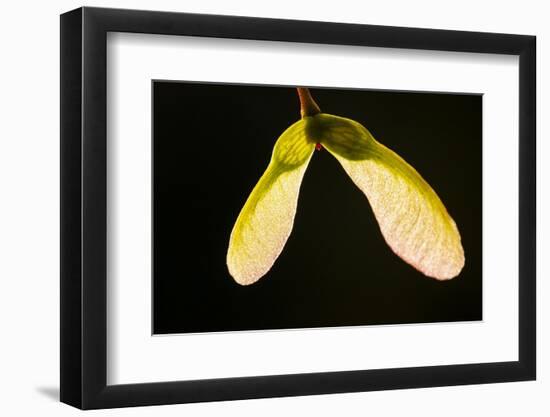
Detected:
left=227, top=120, right=315, bottom=285
left=313, top=114, right=464, bottom=280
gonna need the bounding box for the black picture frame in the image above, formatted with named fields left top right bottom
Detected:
left=60, top=6, right=536, bottom=410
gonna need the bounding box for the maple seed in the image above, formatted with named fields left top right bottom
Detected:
left=226, top=87, right=465, bottom=285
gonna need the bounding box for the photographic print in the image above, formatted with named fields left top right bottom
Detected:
left=153, top=82, right=482, bottom=334
left=61, top=9, right=536, bottom=407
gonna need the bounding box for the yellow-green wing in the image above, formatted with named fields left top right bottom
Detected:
left=311, top=114, right=464, bottom=280
left=227, top=120, right=315, bottom=285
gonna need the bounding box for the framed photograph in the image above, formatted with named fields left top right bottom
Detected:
left=60, top=7, right=536, bottom=409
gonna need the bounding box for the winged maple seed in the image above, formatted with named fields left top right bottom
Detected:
left=227, top=88, right=465, bottom=285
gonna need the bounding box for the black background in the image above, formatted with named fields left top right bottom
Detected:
left=153, top=82, right=482, bottom=334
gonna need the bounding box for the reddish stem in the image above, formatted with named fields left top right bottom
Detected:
left=297, top=88, right=321, bottom=118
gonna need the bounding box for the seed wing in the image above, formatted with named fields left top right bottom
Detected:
left=319, top=114, right=464, bottom=280
left=227, top=120, right=315, bottom=285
